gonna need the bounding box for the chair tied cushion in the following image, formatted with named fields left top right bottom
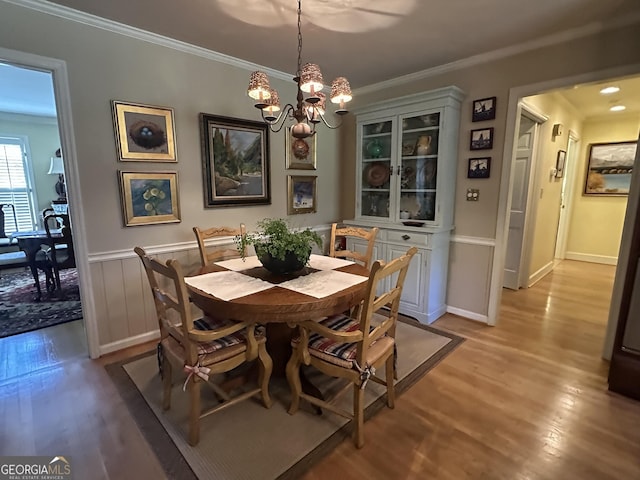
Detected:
left=353, top=361, right=376, bottom=389
left=182, top=363, right=211, bottom=391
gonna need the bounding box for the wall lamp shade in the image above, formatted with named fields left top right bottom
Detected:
left=48, top=156, right=66, bottom=200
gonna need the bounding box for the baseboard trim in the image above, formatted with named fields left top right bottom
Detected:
left=100, top=330, right=160, bottom=356
left=528, top=261, right=554, bottom=287
left=565, top=252, right=618, bottom=265
left=446, top=306, right=489, bottom=324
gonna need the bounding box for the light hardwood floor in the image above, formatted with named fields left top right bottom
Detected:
left=1, top=260, right=639, bottom=479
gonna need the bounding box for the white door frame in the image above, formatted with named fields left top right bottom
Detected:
left=487, top=63, right=640, bottom=326
left=554, top=130, right=580, bottom=260
left=0, top=46, right=99, bottom=358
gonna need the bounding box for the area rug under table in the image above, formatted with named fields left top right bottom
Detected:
left=107, top=317, right=463, bottom=480
left=0, top=268, right=82, bottom=338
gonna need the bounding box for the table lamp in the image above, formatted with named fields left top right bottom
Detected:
left=47, top=154, right=66, bottom=201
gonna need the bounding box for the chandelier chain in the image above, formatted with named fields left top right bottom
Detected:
left=297, top=0, right=303, bottom=78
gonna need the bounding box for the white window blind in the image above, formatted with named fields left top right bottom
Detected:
left=0, top=137, right=36, bottom=233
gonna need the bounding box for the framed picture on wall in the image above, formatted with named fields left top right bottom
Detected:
left=584, top=141, right=637, bottom=196
left=287, top=175, right=317, bottom=214
left=112, top=101, right=177, bottom=162
left=470, top=127, right=494, bottom=150
left=199, top=113, right=271, bottom=207
left=472, top=96, right=496, bottom=122
left=285, top=126, right=317, bottom=170
left=467, top=157, right=491, bottom=178
left=555, top=150, right=566, bottom=178
left=118, top=171, right=180, bottom=226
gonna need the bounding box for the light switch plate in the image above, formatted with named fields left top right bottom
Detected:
left=466, top=188, right=479, bottom=201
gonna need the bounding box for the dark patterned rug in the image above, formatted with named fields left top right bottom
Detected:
left=0, top=268, right=82, bottom=338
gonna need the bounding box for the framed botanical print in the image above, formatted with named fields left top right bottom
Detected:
left=287, top=175, right=317, bottom=215
left=285, top=126, right=316, bottom=170
left=200, top=113, right=271, bottom=207
left=112, top=101, right=177, bottom=162
left=118, top=171, right=180, bottom=226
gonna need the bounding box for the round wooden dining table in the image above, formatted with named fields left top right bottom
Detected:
left=187, top=259, right=370, bottom=376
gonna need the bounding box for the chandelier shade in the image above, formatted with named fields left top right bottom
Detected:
left=246, top=0, right=352, bottom=139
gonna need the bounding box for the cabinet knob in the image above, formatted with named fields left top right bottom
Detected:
left=402, top=234, right=410, bottom=241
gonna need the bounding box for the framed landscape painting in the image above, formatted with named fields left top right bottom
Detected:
left=112, top=101, right=177, bottom=162
left=119, top=171, right=180, bottom=226
left=584, top=141, right=637, bottom=196
left=200, top=113, right=271, bottom=207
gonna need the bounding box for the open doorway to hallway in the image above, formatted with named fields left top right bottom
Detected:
left=497, top=72, right=640, bottom=356
left=0, top=62, right=86, bottom=353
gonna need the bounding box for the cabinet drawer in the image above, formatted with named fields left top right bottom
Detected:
left=387, top=230, right=430, bottom=247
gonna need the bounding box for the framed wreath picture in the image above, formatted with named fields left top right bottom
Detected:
left=118, top=171, right=180, bottom=226
left=285, top=126, right=316, bottom=169
left=200, top=113, right=271, bottom=207
left=472, top=96, right=496, bottom=122
left=287, top=175, right=317, bottom=215
left=470, top=127, right=494, bottom=150
left=112, top=101, right=177, bottom=162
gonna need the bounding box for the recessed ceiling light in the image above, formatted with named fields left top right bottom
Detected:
left=600, top=86, right=620, bottom=94
left=610, top=105, right=626, bottom=112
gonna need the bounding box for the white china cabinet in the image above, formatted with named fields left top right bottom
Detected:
left=346, top=86, right=464, bottom=323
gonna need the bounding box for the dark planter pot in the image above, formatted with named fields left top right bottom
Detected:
left=257, top=247, right=310, bottom=275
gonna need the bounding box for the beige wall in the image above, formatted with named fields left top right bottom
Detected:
left=521, top=93, right=584, bottom=280
left=0, top=112, right=61, bottom=220
left=566, top=114, right=640, bottom=260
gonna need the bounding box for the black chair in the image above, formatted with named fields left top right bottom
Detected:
left=0, top=203, right=19, bottom=248
left=43, top=213, right=75, bottom=292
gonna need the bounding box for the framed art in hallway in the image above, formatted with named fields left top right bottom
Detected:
left=285, top=126, right=316, bottom=170
left=119, top=171, right=180, bottom=226
left=584, top=141, right=637, bottom=196
left=112, top=101, right=177, bottom=162
left=468, top=157, right=491, bottom=178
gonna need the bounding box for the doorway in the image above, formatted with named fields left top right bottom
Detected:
left=490, top=68, right=640, bottom=356
left=0, top=46, right=97, bottom=358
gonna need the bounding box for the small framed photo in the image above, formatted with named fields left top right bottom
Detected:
left=468, top=157, right=491, bottom=179
left=472, top=96, right=496, bottom=122
left=287, top=175, right=317, bottom=215
left=118, top=171, right=180, bottom=226
left=555, top=150, right=567, bottom=178
left=112, top=101, right=177, bottom=162
left=470, top=127, right=494, bottom=150
left=200, top=113, right=271, bottom=207
left=285, top=126, right=316, bottom=170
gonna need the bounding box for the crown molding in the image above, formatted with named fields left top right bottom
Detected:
left=355, top=11, right=640, bottom=96
left=3, top=0, right=292, bottom=82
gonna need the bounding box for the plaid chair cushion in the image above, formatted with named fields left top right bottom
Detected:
left=292, top=314, right=392, bottom=369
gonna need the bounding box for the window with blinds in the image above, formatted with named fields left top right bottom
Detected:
left=0, top=137, right=37, bottom=234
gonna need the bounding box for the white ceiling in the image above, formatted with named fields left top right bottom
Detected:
left=1, top=0, right=640, bottom=119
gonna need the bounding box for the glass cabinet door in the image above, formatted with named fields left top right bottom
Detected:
left=360, top=120, right=393, bottom=219
left=398, top=112, right=440, bottom=222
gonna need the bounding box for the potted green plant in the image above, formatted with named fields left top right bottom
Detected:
left=235, top=218, right=323, bottom=274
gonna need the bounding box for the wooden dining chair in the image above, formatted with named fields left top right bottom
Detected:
left=134, top=246, right=272, bottom=446
left=286, top=246, right=417, bottom=448
left=329, top=223, right=379, bottom=269
left=193, top=224, right=246, bottom=267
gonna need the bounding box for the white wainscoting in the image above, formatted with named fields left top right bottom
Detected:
left=88, top=226, right=331, bottom=355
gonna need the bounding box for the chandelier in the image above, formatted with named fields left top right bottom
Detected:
left=246, top=0, right=352, bottom=139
